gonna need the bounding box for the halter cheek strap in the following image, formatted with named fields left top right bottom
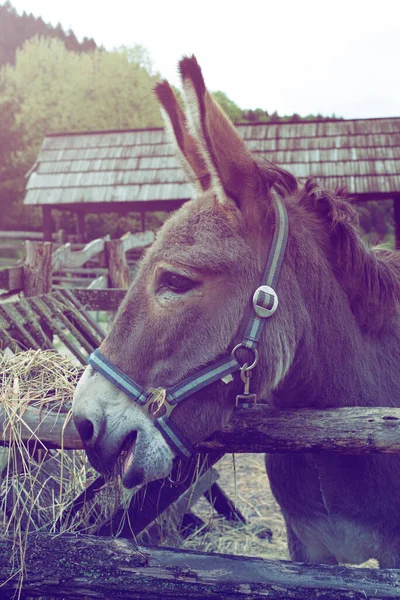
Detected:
left=88, top=194, right=289, bottom=459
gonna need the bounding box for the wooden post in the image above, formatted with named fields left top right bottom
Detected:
left=23, top=241, right=53, bottom=297
left=76, top=211, right=86, bottom=243
left=42, top=206, right=53, bottom=241
left=55, top=228, right=67, bottom=245
left=393, top=194, right=400, bottom=250
left=105, top=239, right=130, bottom=289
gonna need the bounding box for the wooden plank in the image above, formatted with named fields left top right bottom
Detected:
left=42, top=295, right=96, bottom=355
left=0, top=303, right=41, bottom=350
left=53, top=290, right=104, bottom=349
left=72, top=288, right=126, bottom=310
left=0, top=316, right=23, bottom=352
left=96, top=453, right=224, bottom=537
left=3, top=405, right=400, bottom=454
left=52, top=236, right=110, bottom=271
left=18, top=298, right=54, bottom=349
left=76, top=211, right=86, bottom=243
left=120, top=230, right=154, bottom=253
left=42, top=206, right=53, bottom=242
left=87, top=274, right=108, bottom=289
left=105, top=239, right=130, bottom=288
left=0, top=230, right=44, bottom=240
left=394, top=194, right=400, bottom=250
left=52, top=276, right=98, bottom=284
left=201, top=406, right=400, bottom=454
left=59, top=288, right=105, bottom=341
left=0, top=532, right=398, bottom=600
left=0, top=405, right=81, bottom=449
left=53, top=267, right=108, bottom=275
left=29, top=297, right=88, bottom=365
left=23, top=241, right=53, bottom=297
left=0, top=266, right=23, bottom=292
left=204, top=482, right=246, bottom=524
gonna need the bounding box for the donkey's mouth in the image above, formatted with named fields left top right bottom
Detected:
left=119, top=431, right=138, bottom=483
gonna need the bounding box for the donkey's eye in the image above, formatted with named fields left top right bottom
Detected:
left=162, top=272, right=196, bottom=293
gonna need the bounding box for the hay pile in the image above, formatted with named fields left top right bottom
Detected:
left=0, top=350, right=123, bottom=541
left=0, top=350, right=288, bottom=566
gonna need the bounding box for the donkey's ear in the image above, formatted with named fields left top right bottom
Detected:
left=154, top=80, right=211, bottom=193
left=179, top=56, right=260, bottom=208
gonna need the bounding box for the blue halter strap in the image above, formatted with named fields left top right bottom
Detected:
left=88, top=194, right=289, bottom=459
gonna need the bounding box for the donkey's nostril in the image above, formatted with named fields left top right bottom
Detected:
left=77, top=419, right=94, bottom=442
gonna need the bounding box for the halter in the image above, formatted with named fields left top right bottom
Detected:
left=88, top=195, right=288, bottom=459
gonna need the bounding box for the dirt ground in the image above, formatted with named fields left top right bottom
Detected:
left=180, top=453, right=290, bottom=561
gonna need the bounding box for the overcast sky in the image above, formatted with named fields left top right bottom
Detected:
left=9, top=0, right=400, bottom=119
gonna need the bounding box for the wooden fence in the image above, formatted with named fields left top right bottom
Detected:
left=1, top=238, right=400, bottom=598
left=1, top=400, right=400, bottom=598
left=0, top=230, right=154, bottom=297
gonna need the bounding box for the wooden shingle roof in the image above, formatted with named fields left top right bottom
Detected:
left=24, top=117, right=400, bottom=209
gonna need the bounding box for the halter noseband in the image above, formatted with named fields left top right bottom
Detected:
left=88, top=195, right=288, bottom=459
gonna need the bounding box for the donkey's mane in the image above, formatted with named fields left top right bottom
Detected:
left=258, top=157, right=298, bottom=198
left=297, top=178, right=400, bottom=329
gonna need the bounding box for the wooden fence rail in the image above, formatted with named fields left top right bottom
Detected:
left=2, top=405, right=400, bottom=454
left=0, top=533, right=398, bottom=600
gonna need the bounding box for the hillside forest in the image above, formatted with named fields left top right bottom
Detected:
left=0, top=1, right=394, bottom=243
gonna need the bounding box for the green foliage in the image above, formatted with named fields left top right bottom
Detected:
left=355, top=200, right=394, bottom=246
left=2, top=38, right=162, bottom=159
left=211, top=91, right=242, bottom=122
left=0, top=1, right=96, bottom=68
left=0, top=38, right=163, bottom=231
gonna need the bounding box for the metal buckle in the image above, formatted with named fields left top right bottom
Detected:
left=235, top=366, right=257, bottom=409
left=235, top=393, right=257, bottom=408
left=231, top=343, right=258, bottom=370
left=253, top=285, right=278, bottom=318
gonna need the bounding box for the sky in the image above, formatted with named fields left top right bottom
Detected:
left=8, top=0, right=400, bottom=119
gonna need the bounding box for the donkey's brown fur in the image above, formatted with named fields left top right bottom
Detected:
left=72, top=56, right=400, bottom=567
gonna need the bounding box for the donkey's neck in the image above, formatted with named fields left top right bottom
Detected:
left=271, top=230, right=399, bottom=410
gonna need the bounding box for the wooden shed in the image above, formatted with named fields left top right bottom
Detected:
left=24, top=117, right=400, bottom=247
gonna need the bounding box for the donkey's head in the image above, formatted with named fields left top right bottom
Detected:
left=72, top=56, right=302, bottom=487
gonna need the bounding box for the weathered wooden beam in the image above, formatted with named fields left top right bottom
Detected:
left=96, top=453, right=224, bottom=537
left=42, top=206, right=53, bottom=242
left=87, top=274, right=109, bottom=289
left=200, top=406, right=400, bottom=454
left=120, top=230, right=154, bottom=253
left=0, top=533, right=398, bottom=600
left=23, top=241, right=53, bottom=297
left=76, top=211, right=86, bottom=243
left=0, top=266, right=23, bottom=292
left=59, top=288, right=105, bottom=341
left=2, top=406, right=400, bottom=455
left=0, top=230, right=44, bottom=240
left=52, top=236, right=110, bottom=271
left=394, top=194, right=400, bottom=250
left=72, top=288, right=126, bottom=310
left=105, top=239, right=130, bottom=289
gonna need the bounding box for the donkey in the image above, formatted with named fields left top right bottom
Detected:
left=73, top=56, right=400, bottom=568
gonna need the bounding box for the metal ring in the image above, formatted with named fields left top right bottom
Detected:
left=231, top=343, right=259, bottom=371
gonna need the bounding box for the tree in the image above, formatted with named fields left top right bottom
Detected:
left=0, top=37, right=163, bottom=230
left=211, top=91, right=243, bottom=122
left=0, top=1, right=97, bottom=68
left=2, top=37, right=162, bottom=161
